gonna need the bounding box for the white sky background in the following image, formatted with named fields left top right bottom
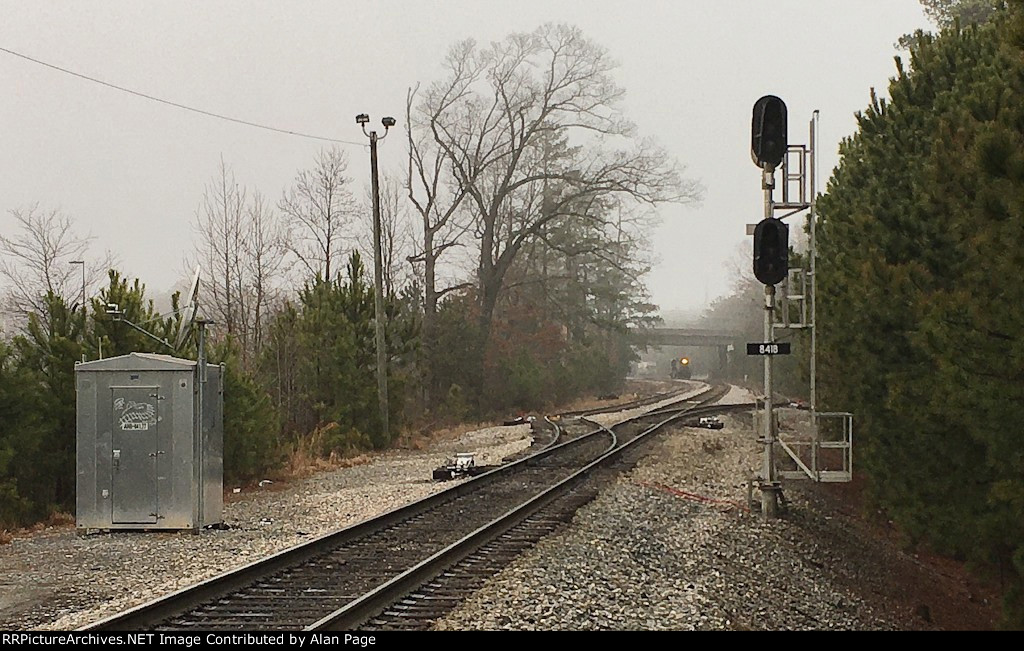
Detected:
left=0, top=0, right=930, bottom=314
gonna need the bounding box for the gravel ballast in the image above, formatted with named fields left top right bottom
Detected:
left=0, top=423, right=535, bottom=630
left=434, top=411, right=987, bottom=630
left=0, top=381, right=702, bottom=631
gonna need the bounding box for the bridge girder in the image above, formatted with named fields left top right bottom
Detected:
left=629, top=328, right=740, bottom=348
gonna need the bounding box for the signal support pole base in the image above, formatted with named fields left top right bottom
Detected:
left=758, top=480, right=783, bottom=519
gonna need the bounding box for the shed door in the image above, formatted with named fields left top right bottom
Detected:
left=111, top=387, right=159, bottom=524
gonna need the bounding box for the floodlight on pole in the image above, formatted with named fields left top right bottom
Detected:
left=357, top=114, right=396, bottom=442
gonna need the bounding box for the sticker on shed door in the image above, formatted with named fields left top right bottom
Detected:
left=115, top=397, right=156, bottom=431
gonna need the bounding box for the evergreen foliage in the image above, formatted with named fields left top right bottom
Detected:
left=0, top=274, right=282, bottom=523
left=217, top=341, right=281, bottom=481
left=817, top=2, right=1024, bottom=625
left=0, top=337, right=52, bottom=526
left=258, top=251, right=413, bottom=454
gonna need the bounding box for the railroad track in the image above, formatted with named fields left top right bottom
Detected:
left=85, top=384, right=741, bottom=632
left=557, top=380, right=699, bottom=418
left=361, top=405, right=733, bottom=630
left=332, top=394, right=753, bottom=631
left=507, top=381, right=702, bottom=459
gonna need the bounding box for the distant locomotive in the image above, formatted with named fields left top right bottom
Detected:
left=670, top=356, right=692, bottom=380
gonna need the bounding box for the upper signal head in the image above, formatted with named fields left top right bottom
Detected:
left=751, top=95, right=788, bottom=170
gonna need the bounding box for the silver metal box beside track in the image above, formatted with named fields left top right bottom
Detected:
left=75, top=353, right=223, bottom=531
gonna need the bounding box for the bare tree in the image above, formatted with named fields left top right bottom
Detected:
left=192, top=158, right=247, bottom=340
left=189, top=160, right=288, bottom=366
left=244, top=189, right=289, bottom=353
left=356, top=176, right=416, bottom=298
left=279, top=147, right=356, bottom=281
left=405, top=83, right=480, bottom=402
left=406, top=84, right=474, bottom=318
left=0, top=204, right=116, bottom=328
left=417, top=24, right=702, bottom=364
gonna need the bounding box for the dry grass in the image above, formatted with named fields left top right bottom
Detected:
left=225, top=424, right=379, bottom=502
left=44, top=511, right=74, bottom=527
left=395, top=419, right=498, bottom=451
left=277, top=424, right=343, bottom=480
left=0, top=510, right=75, bottom=544
left=275, top=426, right=377, bottom=480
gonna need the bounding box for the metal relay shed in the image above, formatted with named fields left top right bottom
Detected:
left=75, top=353, right=223, bottom=531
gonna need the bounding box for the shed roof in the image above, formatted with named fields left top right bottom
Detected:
left=75, top=352, right=198, bottom=371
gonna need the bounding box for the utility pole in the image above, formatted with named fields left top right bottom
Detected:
left=357, top=113, right=397, bottom=442
left=194, top=317, right=210, bottom=535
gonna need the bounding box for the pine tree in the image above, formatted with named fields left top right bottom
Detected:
left=818, top=3, right=1024, bottom=624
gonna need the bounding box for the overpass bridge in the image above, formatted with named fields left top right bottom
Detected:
left=630, top=327, right=742, bottom=348
left=628, top=327, right=743, bottom=377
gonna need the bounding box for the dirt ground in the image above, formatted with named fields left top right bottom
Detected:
left=768, top=407, right=1003, bottom=629
left=799, top=477, right=1002, bottom=630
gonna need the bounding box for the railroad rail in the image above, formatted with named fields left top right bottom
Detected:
left=362, top=401, right=752, bottom=630
left=558, top=380, right=698, bottom=418
left=472, top=380, right=698, bottom=464
left=84, top=384, right=738, bottom=632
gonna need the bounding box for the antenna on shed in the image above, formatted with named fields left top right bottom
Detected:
left=174, top=266, right=202, bottom=351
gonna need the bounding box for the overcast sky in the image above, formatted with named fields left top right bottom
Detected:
left=0, top=1, right=931, bottom=315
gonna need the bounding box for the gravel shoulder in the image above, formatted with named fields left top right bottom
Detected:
left=0, top=423, right=534, bottom=631
left=0, top=380, right=700, bottom=631
left=434, top=410, right=998, bottom=630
